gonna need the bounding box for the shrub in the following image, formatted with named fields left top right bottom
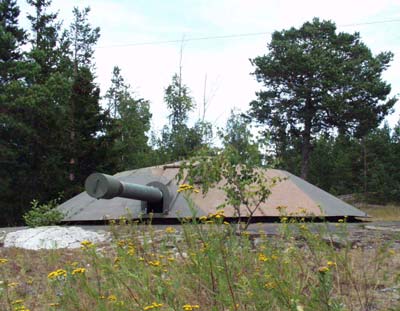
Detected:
left=23, top=198, right=64, bottom=227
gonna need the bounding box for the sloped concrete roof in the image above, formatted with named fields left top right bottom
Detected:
left=58, top=164, right=367, bottom=222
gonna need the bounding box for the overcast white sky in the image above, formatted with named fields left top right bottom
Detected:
left=17, top=0, right=400, bottom=135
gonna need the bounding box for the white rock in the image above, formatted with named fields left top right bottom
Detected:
left=4, top=226, right=110, bottom=250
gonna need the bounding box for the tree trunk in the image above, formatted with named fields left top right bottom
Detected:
left=300, top=130, right=311, bottom=180
left=301, top=99, right=313, bottom=180
left=362, top=136, right=367, bottom=196
left=69, top=60, right=78, bottom=182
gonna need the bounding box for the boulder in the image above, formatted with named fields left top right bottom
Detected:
left=3, top=226, right=110, bottom=250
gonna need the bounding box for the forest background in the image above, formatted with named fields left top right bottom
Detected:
left=0, top=0, right=399, bottom=225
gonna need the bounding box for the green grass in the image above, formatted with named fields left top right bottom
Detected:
left=340, top=194, right=400, bottom=221
left=357, top=204, right=400, bottom=221
left=1, top=217, right=399, bottom=311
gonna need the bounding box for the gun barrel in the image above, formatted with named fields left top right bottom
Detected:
left=85, top=173, right=163, bottom=202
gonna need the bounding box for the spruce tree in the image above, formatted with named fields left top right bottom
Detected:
left=0, top=0, right=29, bottom=224
left=13, top=0, right=71, bottom=222
left=0, top=0, right=26, bottom=83
left=105, top=66, right=152, bottom=170
left=67, top=6, right=104, bottom=189
left=26, top=0, right=69, bottom=83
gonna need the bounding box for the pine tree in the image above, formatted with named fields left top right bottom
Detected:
left=249, top=18, right=397, bottom=180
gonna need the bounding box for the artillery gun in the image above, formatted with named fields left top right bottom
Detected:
left=85, top=173, right=171, bottom=214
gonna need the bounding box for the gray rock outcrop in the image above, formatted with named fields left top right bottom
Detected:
left=3, top=226, right=110, bottom=250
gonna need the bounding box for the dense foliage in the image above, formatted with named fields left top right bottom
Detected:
left=1, top=1, right=120, bottom=225
left=23, top=197, right=64, bottom=227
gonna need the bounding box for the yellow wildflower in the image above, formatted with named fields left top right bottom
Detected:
left=49, top=302, right=60, bottom=307
left=389, top=249, right=396, bottom=255
left=182, top=304, right=200, bottom=310
left=199, top=216, right=208, bottom=222
left=127, top=247, right=135, bottom=256
left=12, top=299, right=24, bottom=305
left=13, top=305, right=30, bottom=311
left=178, top=183, right=200, bottom=193
left=258, top=254, right=268, bottom=262
left=8, top=282, right=19, bottom=287
left=165, top=227, right=176, bottom=234
left=47, top=269, right=67, bottom=279
left=264, top=281, right=277, bottom=289
left=143, top=302, right=163, bottom=310
left=148, top=260, right=161, bottom=267
left=327, top=261, right=336, bottom=267
left=71, top=268, right=86, bottom=275
left=107, top=295, right=117, bottom=302
left=318, top=266, right=330, bottom=273
left=117, top=240, right=127, bottom=247
left=0, top=258, right=8, bottom=264
left=177, top=184, right=194, bottom=193
left=338, top=219, right=344, bottom=223
left=80, top=240, right=94, bottom=249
